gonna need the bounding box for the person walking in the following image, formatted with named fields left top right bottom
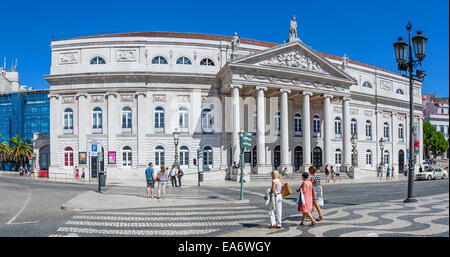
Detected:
left=297, top=172, right=316, bottom=226
left=74, top=166, right=79, bottom=180
left=19, top=165, right=24, bottom=176
left=145, top=162, right=156, bottom=199
left=157, top=165, right=169, bottom=199
left=81, top=168, right=85, bottom=181
left=335, top=166, right=341, bottom=181
left=386, top=166, right=391, bottom=180
left=378, top=165, right=383, bottom=180
left=391, top=166, right=395, bottom=180
left=324, top=165, right=330, bottom=183
left=330, top=165, right=336, bottom=183
left=282, top=167, right=289, bottom=177
left=170, top=164, right=178, bottom=187
left=268, top=170, right=283, bottom=229
left=309, top=166, right=324, bottom=221
left=177, top=166, right=184, bottom=187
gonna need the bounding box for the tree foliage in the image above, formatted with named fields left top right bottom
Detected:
left=423, top=121, right=449, bottom=158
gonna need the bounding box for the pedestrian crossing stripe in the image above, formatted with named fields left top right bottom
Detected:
left=56, top=227, right=220, bottom=236
left=65, top=220, right=265, bottom=228
left=86, top=209, right=265, bottom=216
left=71, top=213, right=268, bottom=221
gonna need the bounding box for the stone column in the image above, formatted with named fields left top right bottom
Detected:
left=136, top=91, right=147, bottom=168
left=280, top=89, right=292, bottom=171
left=342, top=97, right=351, bottom=172
left=323, top=94, right=333, bottom=168
left=48, top=95, right=59, bottom=174
left=106, top=92, right=117, bottom=167
left=78, top=93, right=88, bottom=153
left=231, top=85, right=241, bottom=165
left=301, top=91, right=313, bottom=172
left=255, top=86, right=271, bottom=174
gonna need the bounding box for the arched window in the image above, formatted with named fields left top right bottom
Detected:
left=362, top=81, right=372, bottom=88
left=180, top=146, right=189, bottom=166
left=122, top=107, right=132, bottom=133
left=92, top=107, right=102, bottom=133
left=351, top=118, right=357, bottom=136
left=334, top=117, right=342, bottom=138
left=366, top=150, right=372, bottom=166
left=63, top=108, right=74, bottom=134
left=274, top=112, right=281, bottom=136
left=176, top=56, right=192, bottom=65
left=90, top=57, right=106, bottom=64
left=396, top=89, right=404, bottom=95
left=122, top=146, right=132, bottom=167
left=384, top=122, right=390, bottom=141
left=64, top=147, right=74, bottom=167
left=202, top=108, right=214, bottom=133
left=203, top=146, right=213, bottom=169
left=335, top=148, right=342, bottom=165
left=200, top=58, right=215, bottom=66
left=294, top=113, right=302, bottom=136
left=152, top=56, right=168, bottom=64
left=384, top=150, right=390, bottom=165
left=313, top=115, right=321, bottom=137
left=155, top=146, right=165, bottom=166
left=365, top=120, right=372, bottom=140
left=398, top=124, right=404, bottom=142
left=179, top=107, right=189, bottom=133
left=155, top=107, right=165, bottom=133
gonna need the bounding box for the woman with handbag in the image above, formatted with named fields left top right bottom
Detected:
left=309, top=166, right=324, bottom=221
left=296, top=173, right=316, bottom=226
left=177, top=166, right=184, bottom=187
left=268, top=170, right=283, bottom=229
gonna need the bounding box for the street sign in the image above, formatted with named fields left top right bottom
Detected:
left=197, top=149, right=203, bottom=159
left=240, top=132, right=252, bottom=149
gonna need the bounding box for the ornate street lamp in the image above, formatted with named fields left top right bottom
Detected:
left=393, top=22, right=427, bottom=203
left=379, top=137, right=385, bottom=167
left=173, top=128, right=180, bottom=167
left=351, top=134, right=358, bottom=168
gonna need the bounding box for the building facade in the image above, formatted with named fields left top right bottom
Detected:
left=45, top=21, right=424, bottom=180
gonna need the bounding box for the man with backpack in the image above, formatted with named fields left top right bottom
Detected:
left=145, top=162, right=156, bottom=199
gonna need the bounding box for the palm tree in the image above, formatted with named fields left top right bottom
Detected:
left=0, top=141, right=10, bottom=167
left=9, top=135, right=33, bottom=167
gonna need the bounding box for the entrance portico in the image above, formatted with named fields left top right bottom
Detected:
left=219, top=40, right=355, bottom=174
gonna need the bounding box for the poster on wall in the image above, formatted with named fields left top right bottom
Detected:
left=79, top=152, right=87, bottom=164
left=108, top=151, right=116, bottom=164
left=413, top=124, right=420, bottom=154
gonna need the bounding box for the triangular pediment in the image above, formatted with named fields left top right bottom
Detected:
left=230, top=41, right=355, bottom=84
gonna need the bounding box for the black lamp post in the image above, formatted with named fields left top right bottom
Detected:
left=351, top=134, right=358, bottom=168
left=173, top=129, right=180, bottom=168
left=379, top=137, right=385, bottom=167
left=393, top=22, right=428, bottom=203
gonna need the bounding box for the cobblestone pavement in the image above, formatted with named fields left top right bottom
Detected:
left=222, top=193, right=449, bottom=237
left=48, top=203, right=268, bottom=237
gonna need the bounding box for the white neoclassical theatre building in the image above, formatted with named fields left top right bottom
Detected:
left=45, top=19, right=424, bottom=181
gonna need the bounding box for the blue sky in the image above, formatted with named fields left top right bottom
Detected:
left=1, top=0, right=448, bottom=97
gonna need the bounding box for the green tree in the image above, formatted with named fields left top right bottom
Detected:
left=0, top=141, right=10, bottom=165
left=8, top=135, right=33, bottom=167
left=424, top=121, right=449, bottom=158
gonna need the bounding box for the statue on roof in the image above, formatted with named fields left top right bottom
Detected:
left=342, top=54, right=349, bottom=69
left=231, top=32, right=240, bottom=53
left=288, top=15, right=300, bottom=42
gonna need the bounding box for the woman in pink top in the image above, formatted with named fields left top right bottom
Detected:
left=297, top=173, right=316, bottom=226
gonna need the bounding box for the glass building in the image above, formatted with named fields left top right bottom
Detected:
left=0, top=89, right=50, bottom=170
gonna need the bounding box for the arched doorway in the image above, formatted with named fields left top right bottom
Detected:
left=273, top=145, right=280, bottom=170
left=399, top=150, right=405, bottom=173
left=252, top=146, right=257, bottom=167
left=39, top=145, right=50, bottom=170
left=294, top=146, right=303, bottom=172
left=312, top=146, right=322, bottom=169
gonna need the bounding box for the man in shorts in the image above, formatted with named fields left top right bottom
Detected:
left=145, top=162, right=156, bottom=199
